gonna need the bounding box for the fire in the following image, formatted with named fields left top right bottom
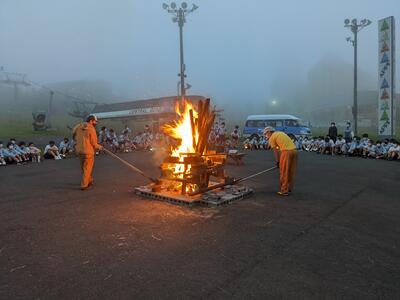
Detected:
left=162, top=100, right=199, bottom=190
left=163, top=100, right=199, bottom=157
left=160, top=98, right=223, bottom=195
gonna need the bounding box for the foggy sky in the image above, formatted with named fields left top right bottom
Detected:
left=1, top=0, right=399, bottom=110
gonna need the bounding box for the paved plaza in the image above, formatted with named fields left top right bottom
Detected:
left=1, top=151, right=399, bottom=299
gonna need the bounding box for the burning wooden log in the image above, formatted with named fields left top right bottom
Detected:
left=160, top=97, right=226, bottom=195
left=195, top=98, right=215, bottom=155
left=189, top=109, right=197, bottom=150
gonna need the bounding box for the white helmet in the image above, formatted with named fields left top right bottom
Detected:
left=86, top=114, right=98, bottom=122
left=263, top=126, right=275, bottom=135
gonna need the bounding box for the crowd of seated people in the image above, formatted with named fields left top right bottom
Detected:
left=243, top=136, right=269, bottom=150
left=299, top=134, right=400, bottom=160
left=239, top=127, right=400, bottom=162
left=0, top=137, right=74, bottom=166
left=3, top=121, right=398, bottom=167
left=98, top=125, right=173, bottom=153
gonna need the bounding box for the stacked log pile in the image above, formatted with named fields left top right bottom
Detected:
left=189, top=98, right=215, bottom=155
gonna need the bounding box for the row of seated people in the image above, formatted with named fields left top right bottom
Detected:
left=0, top=138, right=73, bottom=166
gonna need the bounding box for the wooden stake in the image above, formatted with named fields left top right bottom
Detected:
left=189, top=109, right=197, bottom=150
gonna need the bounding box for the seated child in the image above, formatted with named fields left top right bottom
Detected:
left=341, top=141, right=350, bottom=155
left=250, top=137, right=259, bottom=150
left=10, top=139, right=29, bottom=162
left=243, top=138, right=251, bottom=150
left=4, top=142, right=23, bottom=164
left=258, top=136, right=268, bottom=150
left=359, top=134, right=370, bottom=156
left=321, top=136, right=334, bottom=155
left=28, top=142, right=42, bottom=163
left=132, top=133, right=142, bottom=150
left=59, top=138, right=73, bottom=157
left=312, top=137, right=324, bottom=153
left=363, top=140, right=376, bottom=158
left=334, top=135, right=346, bottom=155
left=120, top=130, right=133, bottom=152
left=18, top=142, right=31, bottom=161
left=108, top=129, right=119, bottom=152
left=0, top=141, right=7, bottom=166
left=44, top=141, right=62, bottom=160
left=303, top=137, right=313, bottom=151
left=348, top=137, right=360, bottom=156
left=387, top=142, right=400, bottom=160
left=374, top=141, right=387, bottom=159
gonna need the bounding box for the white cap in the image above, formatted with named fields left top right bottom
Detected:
left=86, top=114, right=98, bottom=122
left=263, top=126, right=275, bottom=134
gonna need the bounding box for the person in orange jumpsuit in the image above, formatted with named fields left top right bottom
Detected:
left=72, top=115, right=102, bottom=190
left=264, top=126, right=298, bottom=196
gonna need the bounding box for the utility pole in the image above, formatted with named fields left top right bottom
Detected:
left=163, top=2, right=198, bottom=100
left=344, top=18, right=372, bottom=136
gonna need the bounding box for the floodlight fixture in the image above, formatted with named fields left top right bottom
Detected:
left=162, top=2, right=198, bottom=99
left=352, top=18, right=357, bottom=25
left=344, top=19, right=350, bottom=25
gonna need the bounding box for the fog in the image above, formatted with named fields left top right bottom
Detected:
left=1, top=0, right=399, bottom=122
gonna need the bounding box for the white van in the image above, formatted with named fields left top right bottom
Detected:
left=243, top=114, right=311, bottom=138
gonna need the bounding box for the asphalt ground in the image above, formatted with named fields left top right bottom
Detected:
left=1, top=150, right=399, bottom=299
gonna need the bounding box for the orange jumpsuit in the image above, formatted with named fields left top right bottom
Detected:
left=72, top=122, right=101, bottom=189
left=268, top=132, right=298, bottom=193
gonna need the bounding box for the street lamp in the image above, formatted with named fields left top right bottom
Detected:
left=344, top=18, right=372, bottom=136
left=163, top=2, right=198, bottom=100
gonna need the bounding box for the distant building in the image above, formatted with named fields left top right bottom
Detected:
left=91, top=95, right=206, bottom=133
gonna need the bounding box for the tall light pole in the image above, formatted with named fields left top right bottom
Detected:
left=163, top=2, right=198, bottom=100
left=344, top=18, right=372, bottom=136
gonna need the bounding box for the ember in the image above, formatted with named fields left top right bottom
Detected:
left=160, top=98, right=226, bottom=195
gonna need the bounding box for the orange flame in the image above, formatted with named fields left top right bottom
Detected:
left=162, top=100, right=199, bottom=192
left=163, top=100, right=199, bottom=157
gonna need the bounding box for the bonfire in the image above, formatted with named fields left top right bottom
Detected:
left=160, top=98, right=226, bottom=195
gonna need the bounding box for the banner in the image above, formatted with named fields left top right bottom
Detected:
left=378, top=16, right=396, bottom=137
left=93, top=106, right=175, bottom=119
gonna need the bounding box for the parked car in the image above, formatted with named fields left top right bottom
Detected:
left=243, top=114, right=311, bottom=139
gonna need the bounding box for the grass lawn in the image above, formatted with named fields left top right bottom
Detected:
left=0, top=113, right=79, bottom=139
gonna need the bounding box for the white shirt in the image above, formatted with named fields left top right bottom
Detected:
left=44, top=145, right=58, bottom=154
left=389, top=145, right=400, bottom=153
